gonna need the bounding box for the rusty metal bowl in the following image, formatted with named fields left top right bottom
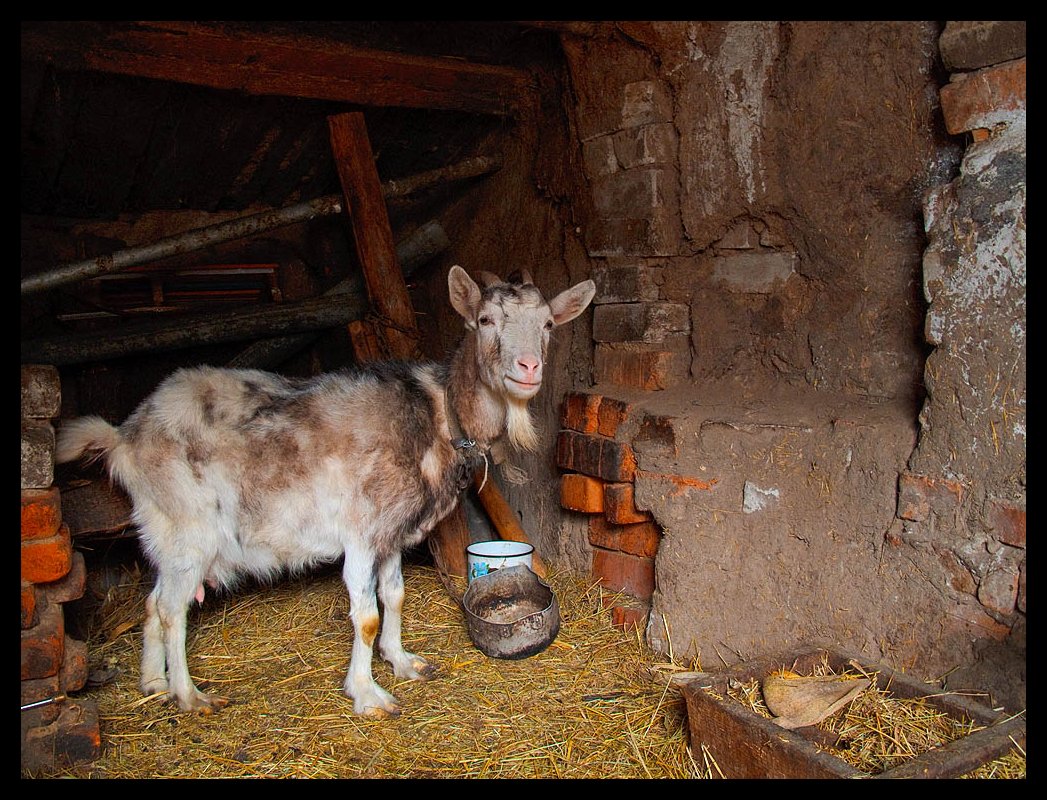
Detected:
left=462, top=565, right=560, bottom=659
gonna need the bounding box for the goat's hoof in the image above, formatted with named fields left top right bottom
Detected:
left=181, top=692, right=231, bottom=715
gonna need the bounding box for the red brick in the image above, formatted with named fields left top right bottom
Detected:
left=21, top=487, right=63, bottom=541
left=988, top=500, right=1025, bottom=548
left=20, top=675, right=62, bottom=734
left=603, top=481, right=653, bottom=524
left=601, top=596, right=651, bottom=631
left=610, top=605, right=649, bottom=631
left=61, top=636, right=90, bottom=693
left=21, top=601, right=64, bottom=680
left=561, top=473, right=605, bottom=513
left=589, top=516, right=660, bottom=558
left=21, top=581, right=37, bottom=629
left=592, top=547, right=655, bottom=599
left=556, top=430, right=637, bottom=482
left=561, top=392, right=600, bottom=434
left=21, top=524, right=74, bottom=584
left=21, top=700, right=101, bottom=771
left=897, top=473, right=964, bottom=523
left=946, top=599, right=1012, bottom=642
left=940, top=58, right=1025, bottom=135
left=596, top=396, right=634, bottom=438
left=40, top=550, right=87, bottom=604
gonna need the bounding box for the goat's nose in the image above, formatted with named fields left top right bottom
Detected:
left=517, top=356, right=541, bottom=381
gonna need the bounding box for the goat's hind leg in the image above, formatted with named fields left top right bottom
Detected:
left=377, top=552, right=435, bottom=681
left=148, top=567, right=230, bottom=714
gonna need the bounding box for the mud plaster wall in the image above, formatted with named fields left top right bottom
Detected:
left=554, top=21, right=1025, bottom=710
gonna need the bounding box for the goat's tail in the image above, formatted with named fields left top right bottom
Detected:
left=55, top=416, right=122, bottom=465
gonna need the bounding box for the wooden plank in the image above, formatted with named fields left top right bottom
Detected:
left=22, top=21, right=532, bottom=116
left=327, top=112, right=419, bottom=360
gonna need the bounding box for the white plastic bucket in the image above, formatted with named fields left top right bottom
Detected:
left=466, top=540, right=534, bottom=583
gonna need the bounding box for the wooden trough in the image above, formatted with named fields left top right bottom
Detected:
left=680, top=645, right=1026, bottom=779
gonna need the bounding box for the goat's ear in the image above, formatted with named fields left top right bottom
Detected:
left=548, top=279, right=596, bottom=326
left=448, top=265, right=482, bottom=324
left=478, top=270, right=502, bottom=288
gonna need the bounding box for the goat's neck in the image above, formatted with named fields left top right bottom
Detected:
left=445, top=337, right=510, bottom=451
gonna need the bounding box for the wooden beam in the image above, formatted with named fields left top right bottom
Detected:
left=21, top=21, right=533, bottom=116
left=328, top=112, right=419, bottom=360
left=20, top=293, right=368, bottom=366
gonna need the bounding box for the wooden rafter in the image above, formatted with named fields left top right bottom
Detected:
left=21, top=21, right=535, bottom=116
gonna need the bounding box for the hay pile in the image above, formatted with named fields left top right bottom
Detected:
left=28, top=559, right=707, bottom=779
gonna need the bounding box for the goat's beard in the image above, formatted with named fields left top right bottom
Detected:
left=505, top=398, right=540, bottom=452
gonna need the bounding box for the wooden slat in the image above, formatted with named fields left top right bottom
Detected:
left=22, top=21, right=533, bottom=116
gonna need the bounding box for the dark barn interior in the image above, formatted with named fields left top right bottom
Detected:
left=21, top=21, right=1025, bottom=776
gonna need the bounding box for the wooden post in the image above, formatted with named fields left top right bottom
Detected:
left=327, top=112, right=419, bottom=361
left=326, top=111, right=470, bottom=578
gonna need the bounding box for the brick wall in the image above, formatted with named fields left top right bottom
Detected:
left=21, top=365, right=100, bottom=772
left=557, top=391, right=660, bottom=631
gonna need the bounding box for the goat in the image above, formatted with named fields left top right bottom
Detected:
left=56, top=266, right=595, bottom=718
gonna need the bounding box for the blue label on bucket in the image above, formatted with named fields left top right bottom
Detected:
left=470, top=562, right=489, bottom=580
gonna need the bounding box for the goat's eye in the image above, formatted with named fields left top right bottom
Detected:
left=479, top=315, right=493, bottom=327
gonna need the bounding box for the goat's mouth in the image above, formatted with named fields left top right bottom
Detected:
left=504, top=375, right=541, bottom=397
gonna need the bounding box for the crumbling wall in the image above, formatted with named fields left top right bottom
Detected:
left=896, top=23, right=1026, bottom=708
left=553, top=20, right=1024, bottom=710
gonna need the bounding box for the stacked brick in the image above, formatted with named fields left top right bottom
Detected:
left=578, top=78, right=691, bottom=391
left=556, top=391, right=660, bottom=631
left=21, top=365, right=100, bottom=772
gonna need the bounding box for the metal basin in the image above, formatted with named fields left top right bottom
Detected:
left=462, top=565, right=560, bottom=659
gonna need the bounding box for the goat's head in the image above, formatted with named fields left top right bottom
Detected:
left=448, top=265, right=595, bottom=448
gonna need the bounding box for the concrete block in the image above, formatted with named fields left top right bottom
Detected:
left=21, top=364, right=61, bottom=420
left=21, top=420, right=55, bottom=490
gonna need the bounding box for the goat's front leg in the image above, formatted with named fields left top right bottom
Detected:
left=377, top=552, right=435, bottom=682
left=342, top=549, right=401, bottom=718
